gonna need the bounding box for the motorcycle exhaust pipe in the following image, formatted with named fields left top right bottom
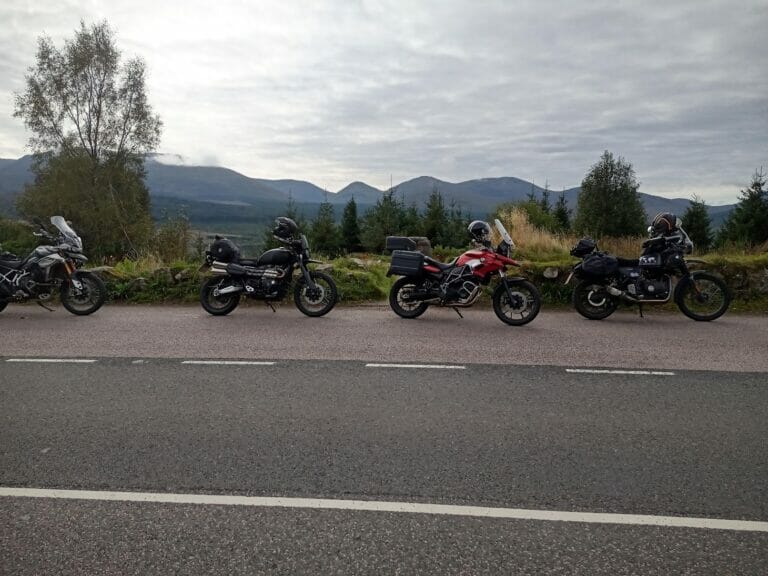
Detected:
left=606, top=286, right=639, bottom=303
left=215, top=285, right=243, bottom=295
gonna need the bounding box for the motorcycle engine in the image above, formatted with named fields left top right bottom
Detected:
left=244, top=267, right=284, bottom=297
left=627, top=276, right=671, bottom=300
left=443, top=274, right=480, bottom=304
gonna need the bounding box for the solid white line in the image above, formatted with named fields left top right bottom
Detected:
left=365, top=363, right=466, bottom=370
left=1, top=487, right=765, bottom=533
left=181, top=360, right=275, bottom=366
left=566, top=368, right=675, bottom=376
left=5, top=358, right=96, bottom=364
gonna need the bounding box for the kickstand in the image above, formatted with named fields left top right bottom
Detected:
left=266, top=302, right=277, bottom=313
left=37, top=300, right=55, bottom=312
left=638, top=303, right=644, bottom=318
left=452, top=307, right=464, bottom=319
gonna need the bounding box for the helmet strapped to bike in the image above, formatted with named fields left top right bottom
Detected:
left=651, top=213, right=678, bottom=236
left=273, top=216, right=298, bottom=240
left=468, top=220, right=492, bottom=243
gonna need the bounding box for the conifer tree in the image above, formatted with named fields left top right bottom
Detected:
left=681, top=195, right=713, bottom=253
left=573, top=150, right=646, bottom=237
left=340, top=197, right=361, bottom=253
left=309, top=200, right=340, bottom=257
left=717, top=168, right=768, bottom=248
left=553, top=191, right=571, bottom=233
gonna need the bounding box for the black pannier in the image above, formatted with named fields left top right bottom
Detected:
left=388, top=250, right=424, bottom=276
left=570, top=238, right=597, bottom=258
left=209, top=238, right=240, bottom=263
left=385, top=236, right=433, bottom=256
left=385, top=236, right=417, bottom=252
left=581, top=252, right=619, bottom=276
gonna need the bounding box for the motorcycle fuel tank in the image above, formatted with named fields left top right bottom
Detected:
left=257, top=248, right=293, bottom=266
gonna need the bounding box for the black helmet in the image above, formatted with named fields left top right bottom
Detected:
left=273, top=216, right=298, bottom=240
left=651, top=213, right=678, bottom=236
left=468, top=220, right=492, bottom=243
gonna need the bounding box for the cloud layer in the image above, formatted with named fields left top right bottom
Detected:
left=1, top=0, right=766, bottom=204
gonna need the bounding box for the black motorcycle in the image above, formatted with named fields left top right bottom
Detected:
left=199, top=217, right=338, bottom=317
left=0, top=216, right=106, bottom=315
left=565, top=219, right=730, bottom=321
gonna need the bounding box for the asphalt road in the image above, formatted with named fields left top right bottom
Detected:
left=0, top=303, right=766, bottom=371
left=1, top=304, right=767, bottom=574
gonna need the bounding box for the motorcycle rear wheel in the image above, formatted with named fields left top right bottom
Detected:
left=674, top=272, right=730, bottom=321
left=200, top=277, right=240, bottom=316
left=492, top=280, right=541, bottom=326
left=389, top=277, right=429, bottom=319
left=572, top=280, right=618, bottom=320
left=294, top=271, right=338, bottom=317
left=60, top=271, right=106, bottom=316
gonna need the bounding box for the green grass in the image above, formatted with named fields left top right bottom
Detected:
left=92, top=251, right=768, bottom=313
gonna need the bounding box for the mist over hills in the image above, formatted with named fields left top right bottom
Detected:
left=0, top=154, right=734, bottom=230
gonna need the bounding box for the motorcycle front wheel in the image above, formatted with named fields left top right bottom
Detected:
left=674, top=272, right=731, bottom=321
left=572, top=280, right=618, bottom=320
left=200, top=276, right=241, bottom=316
left=492, top=280, right=541, bottom=326
left=60, top=271, right=106, bottom=316
left=389, top=277, right=429, bottom=319
left=294, top=271, right=337, bottom=317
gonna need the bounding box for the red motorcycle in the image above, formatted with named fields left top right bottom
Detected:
left=386, top=219, right=541, bottom=325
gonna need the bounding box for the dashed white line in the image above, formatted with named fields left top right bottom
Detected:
left=5, top=358, right=96, bottom=364
left=365, top=363, right=466, bottom=370
left=566, top=368, right=675, bottom=376
left=1, top=487, right=765, bottom=533
left=181, top=360, right=276, bottom=366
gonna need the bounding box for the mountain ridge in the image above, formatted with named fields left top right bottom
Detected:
left=0, top=155, right=734, bottom=228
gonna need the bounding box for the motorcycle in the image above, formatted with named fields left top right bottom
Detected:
left=565, top=217, right=731, bottom=321
left=199, top=216, right=338, bottom=317
left=385, top=219, right=541, bottom=325
left=0, top=216, right=106, bottom=315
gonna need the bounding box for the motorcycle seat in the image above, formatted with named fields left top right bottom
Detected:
left=238, top=258, right=259, bottom=267
left=0, top=259, right=23, bottom=269
left=424, top=255, right=455, bottom=270
left=617, top=257, right=639, bottom=266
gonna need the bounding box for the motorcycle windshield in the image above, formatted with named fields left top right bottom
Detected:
left=493, top=219, right=515, bottom=249
left=50, top=216, right=83, bottom=250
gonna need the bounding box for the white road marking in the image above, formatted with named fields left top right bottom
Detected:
left=181, top=360, right=276, bottom=366
left=566, top=368, right=675, bottom=376
left=1, top=487, right=765, bottom=533
left=5, top=358, right=96, bottom=364
left=365, top=363, right=466, bottom=370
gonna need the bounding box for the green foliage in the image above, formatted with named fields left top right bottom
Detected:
left=360, top=189, right=405, bottom=252
left=496, top=201, right=558, bottom=233
left=340, top=197, right=361, bottom=252
left=309, top=201, right=341, bottom=257
left=717, top=169, right=768, bottom=248
left=327, top=258, right=392, bottom=302
left=574, top=150, right=646, bottom=237
left=0, top=217, right=37, bottom=256
left=16, top=152, right=155, bottom=258
left=13, top=20, right=161, bottom=259
left=553, top=191, right=571, bottom=233
left=153, top=212, right=193, bottom=263
left=423, top=186, right=448, bottom=244
left=681, top=195, right=713, bottom=253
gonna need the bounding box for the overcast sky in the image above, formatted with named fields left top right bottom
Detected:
left=1, top=0, right=766, bottom=204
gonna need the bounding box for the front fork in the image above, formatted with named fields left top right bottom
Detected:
left=63, top=260, right=84, bottom=292
left=499, top=270, right=520, bottom=301
left=298, top=262, right=317, bottom=289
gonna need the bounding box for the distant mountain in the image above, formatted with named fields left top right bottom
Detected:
left=336, top=181, right=383, bottom=205
left=0, top=154, right=735, bottom=229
